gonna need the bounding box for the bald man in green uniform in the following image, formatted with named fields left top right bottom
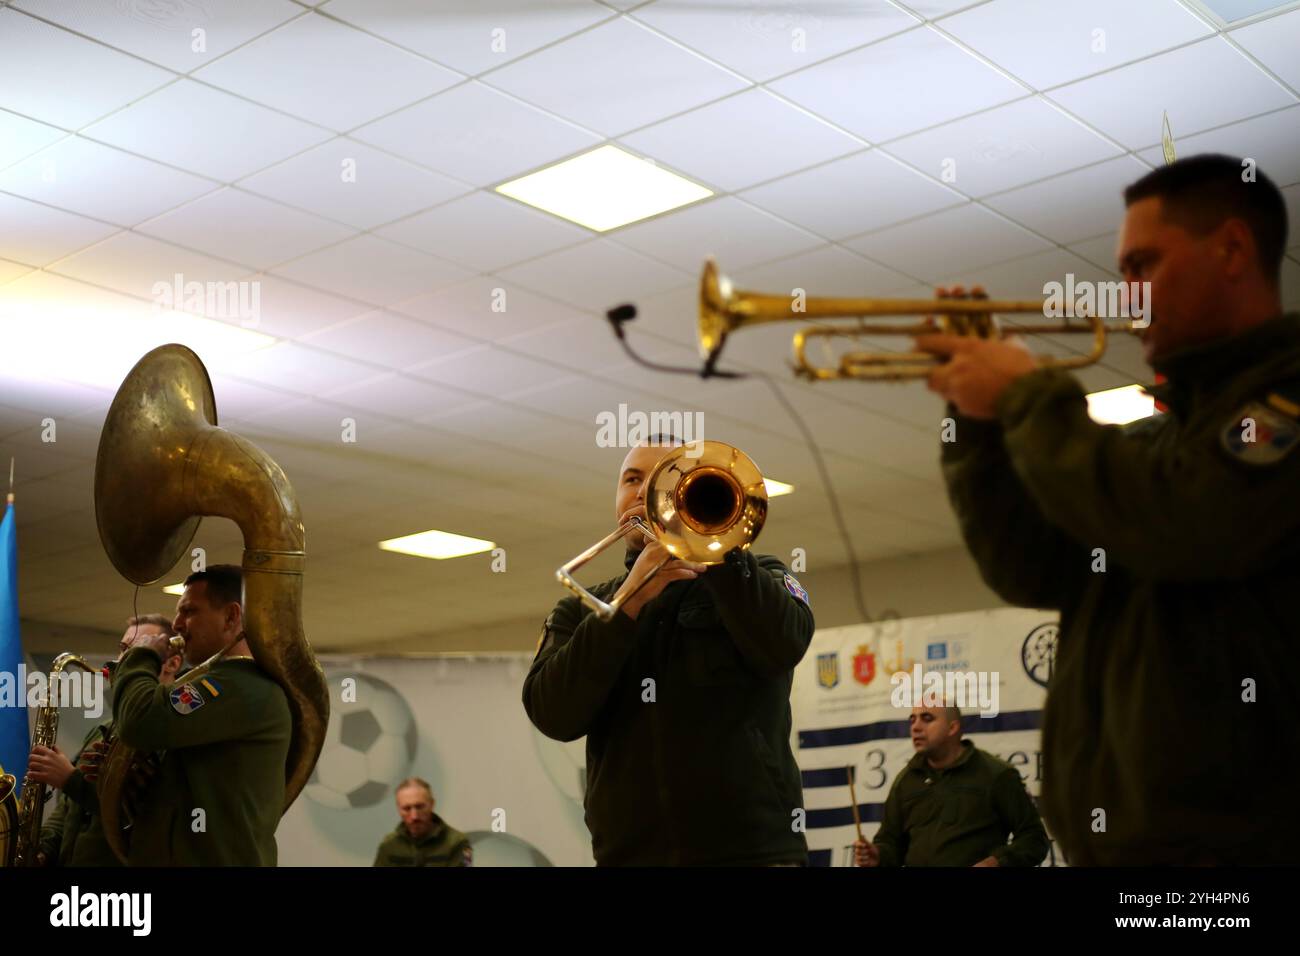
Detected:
left=917, top=155, right=1300, bottom=864
left=113, top=565, right=291, bottom=866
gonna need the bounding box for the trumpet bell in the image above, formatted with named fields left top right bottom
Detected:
left=94, top=344, right=216, bottom=585
left=645, top=440, right=766, bottom=564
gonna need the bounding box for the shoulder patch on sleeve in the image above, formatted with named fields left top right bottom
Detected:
left=783, top=573, right=810, bottom=607
left=1221, top=400, right=1300, bottom=466
left=169, top=682, right=206, bottom=715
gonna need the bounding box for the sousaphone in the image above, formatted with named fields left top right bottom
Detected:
left=94, top=343, right=328, bottom=862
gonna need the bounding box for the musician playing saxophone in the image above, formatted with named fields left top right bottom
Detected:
left=112, top=564, right=291, bottom=866
left=28, top=615, right=182, bottom=867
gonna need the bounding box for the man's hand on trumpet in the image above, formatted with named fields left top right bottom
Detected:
left=612, top=503, right=707, bottom=621
left=915, top=285, right=1038, bottom=420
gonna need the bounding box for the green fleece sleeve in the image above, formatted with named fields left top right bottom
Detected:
left=39, top=794, right=67, bottom=863
left=999, top=369, right=1300, bottom=580
left=990, top=769, right=1049, bottom=868
left=871, top=777, right=908, bottom=868
left=700, top=552, right=814, bottom=676
left=522, top=596, right=640, bottom=743
left=940, top=404, right=1089, bottom=609
left=112, top=647, right=278, bottom=751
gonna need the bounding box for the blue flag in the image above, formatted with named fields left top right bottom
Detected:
left=0, top=499, right=27, bottom=785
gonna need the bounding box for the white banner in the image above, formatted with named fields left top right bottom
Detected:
left=791, top=609, right=1064, bottom=866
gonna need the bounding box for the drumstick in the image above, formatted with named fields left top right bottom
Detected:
left=848, top=767, right=864, bottom=843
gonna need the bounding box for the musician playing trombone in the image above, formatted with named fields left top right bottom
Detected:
left=917, top=155, right=1300, bottom=865
left=524, top=434, right=815, bottom=866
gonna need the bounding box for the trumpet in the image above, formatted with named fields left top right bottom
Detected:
left=557, top=440, right=766, bottom=620
left=698, top=258, right=1136, bottom=381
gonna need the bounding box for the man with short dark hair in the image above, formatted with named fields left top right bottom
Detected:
left=524, top=436, right=815, bottom=866
left=853, top=705, right=1048, bottom=867
left=31, top=615, right=183, bottom=867
left=373, top=778, right=472, bottom=867
left=112, top=564, right=292, bottom=865
left=917, top=155, right=1300, bottom=864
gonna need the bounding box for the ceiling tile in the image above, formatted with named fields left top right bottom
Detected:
left=611, top=196, right=822, bottom=271
left=0, top=9, right=173, bottom=128
left=322, top=371, right=480, bottom=419
left=0, top=193, right=118, bottom=267
left=411, top=345, right=567, bottom=396
left=322, top=0, right=612, bottom=75
left=210, top=344, right=377, bottom=403
left=983, top=155, right=1150, bottom=244
left=136, top=187, right=356, bottom=270
left=237, top=137, right=470, bottom=229
left=731, top=244, right=918, bottom=299
left=353, top=81, right=601, bottom=187
left=947, top=246, right=1121, bottom=298
left=740, top=149, right=963, bottom=240
left=482, top=17, right=748, bottom=137
left=271, top=234, right=473, bottom=306
left=498, top=239, right=691, bottom=312
left=1135, top=105, right=1300, bottom=187
left=0, top=108, right=66, bottom=168
left=942, top=0, right=1211, bottom=90
left=234, top=274, right=369, bottom=339
left=632, top=0, right=918, bottom=83
left=50, top=231, right=244, bottom=300
left=205, top=373, right=302, bottom=422
left=770, top=26, right=1025, bottom=143
left=394, top=277, right=587, bottom=342
left=0, top=136, right=216, bottom=226
left=619, top=88, right=863, bottom=192
left=0, top=259, right=34, bottom=286
left=12, top=0, right=303, bottom=72
left=844, top=203, right=1051, bottom=281
left=899, top=0, right=991, bottom=16
left=1068, top=232, right=1120, bottom=273
left=1230, top=7, right=1300, bottom=93
left=377, top=192, right=589, bottom=272
left=194, top=13, right=461, bottom=131
left=885, top=96, right=1123, bottom=198
left=83, top=79, right=333, bottom=181
left=1048, top=37, right=1297, bottom=151
left=301, top=311, right=479, bottom=370
left=493, top=315, right=634, bottom=369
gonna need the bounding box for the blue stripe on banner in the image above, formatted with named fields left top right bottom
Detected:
left=798, top=708, right=1043, bottom=749
left=801, top=766, right=856, bottom=788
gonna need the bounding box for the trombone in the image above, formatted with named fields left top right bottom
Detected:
left=697, top=258, right=1134, bottom=381
left=557, top=440, right=766, bottom=621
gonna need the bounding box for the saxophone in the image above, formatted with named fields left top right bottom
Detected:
left=93, top=344, right=328, bottom=864
left=4, top=653, right=98, bottom=866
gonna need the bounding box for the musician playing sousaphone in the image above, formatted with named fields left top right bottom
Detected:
left=112, top=565, right=291, bottom=866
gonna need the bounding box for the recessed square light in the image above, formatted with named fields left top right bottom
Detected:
left=379, top=530, right=497, bottom=560
left=1086, top=384, right=1155, bottom=425
left=764, top=478, right=795, bottom=497
left=495, top=145, right=713, bottom=232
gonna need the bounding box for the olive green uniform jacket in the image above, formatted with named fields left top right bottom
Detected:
left=112, top=648, right=291, bottom=866
left=39, top=720, right=121, bottom=867
left=373, top=816, right=472, bottom=866
left=941, top=313, right=1300, bottom=865
left=872, top=740, right=1049, bottom=867
left=524, top=550, right=815, bottom=866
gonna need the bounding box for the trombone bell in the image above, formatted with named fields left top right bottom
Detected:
left=556, top=440, right=767, bottom=620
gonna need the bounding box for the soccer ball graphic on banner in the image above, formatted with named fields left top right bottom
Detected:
left=304, top=673, right=418, bottom=809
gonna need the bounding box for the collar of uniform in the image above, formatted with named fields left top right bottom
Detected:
left=397, top=813, right=448, bottom=846
left=908, top=738, right=975, bottom=776
left=1148, top=312, right=1300, bottom=411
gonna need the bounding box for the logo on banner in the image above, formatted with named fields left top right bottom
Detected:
left=1021, top=623, right=1058, bottom=688
left=881, top=639, right=915, bottom=678
left=852, top=646, right=876, bottom=685
left=816, top=652, right=840, bottom=689
left=927, top=642, right=946, bottom=660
